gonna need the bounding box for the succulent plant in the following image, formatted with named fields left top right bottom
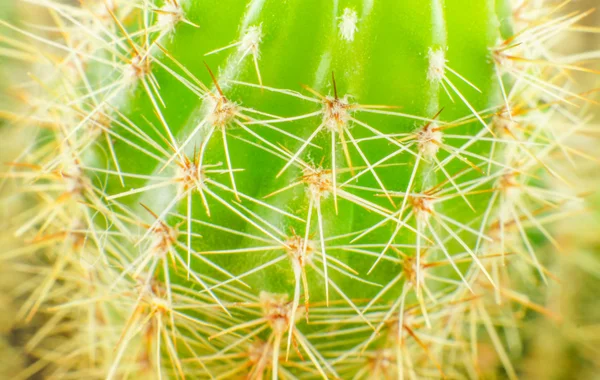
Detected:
left=0, top=0, right=598, bottom=379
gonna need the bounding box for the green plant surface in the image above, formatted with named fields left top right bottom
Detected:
left=0, top=0, right=598, bottom=379
left=103, top=0, right=500, bottom=303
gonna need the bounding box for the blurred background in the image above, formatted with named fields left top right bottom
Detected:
left=517, top=1, right=600, bottom=378
left=0, top=1, right=598, bottom=379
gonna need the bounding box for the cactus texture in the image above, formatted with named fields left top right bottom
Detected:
left=0, top=0, right=599, bottom=379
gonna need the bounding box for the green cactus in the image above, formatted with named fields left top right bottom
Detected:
left=0, top=0, right=598, bottom=379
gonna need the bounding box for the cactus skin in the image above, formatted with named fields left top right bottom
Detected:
left=0, top=0, right=598, bottom=379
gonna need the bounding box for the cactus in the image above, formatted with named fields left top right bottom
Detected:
left=0, top=0, right=598, bottom=378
